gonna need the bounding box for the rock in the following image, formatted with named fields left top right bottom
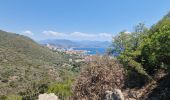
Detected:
left=105, top=89, right=124, bottom=100
left=38, top=93, right=59, bottom=100
left=105, top=91, right=114, bottom=100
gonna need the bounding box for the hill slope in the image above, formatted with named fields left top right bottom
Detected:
left=0, top=30, right=69, bottom=99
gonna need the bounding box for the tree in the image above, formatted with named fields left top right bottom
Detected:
left=111, top=23, right=152, bottom=82
left=112, top=23, right=148, bottom=56
left=112, top=31, right=132, bottom=55
left=141, top=24, right=170, bottom=72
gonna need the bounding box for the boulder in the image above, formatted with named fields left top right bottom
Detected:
left=105, top=89, right=124, bottom=100
left=38, top=93, right=59, bottom=100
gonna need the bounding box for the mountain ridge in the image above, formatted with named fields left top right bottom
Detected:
left=40, top=39, right=111, bottom=48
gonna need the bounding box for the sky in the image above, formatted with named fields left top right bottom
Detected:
left=0, top=0, right=170, bottom=41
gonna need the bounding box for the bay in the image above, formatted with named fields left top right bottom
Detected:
left=73, top=48, right=106, bottom=55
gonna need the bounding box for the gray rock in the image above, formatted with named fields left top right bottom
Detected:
left=38, top=93, right=59, bottom=100
left=105, top=89, right=124, bottom=100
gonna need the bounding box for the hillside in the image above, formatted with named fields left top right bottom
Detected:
left=0, top=30, right=70, bottom=99
left=0, top=30, right=70, bottom=65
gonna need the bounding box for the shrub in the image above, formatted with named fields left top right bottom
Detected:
left=48, top=80, right=73, bottom=100
left=141, top=24, right=170, bottom=73
left=72, top=56, right=125, bottom=99
left=0, top=95, right=22, bottom=100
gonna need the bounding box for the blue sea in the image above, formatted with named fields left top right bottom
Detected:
left=73, top=48, right=106, bottom=55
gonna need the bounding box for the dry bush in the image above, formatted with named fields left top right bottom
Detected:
left=72, top=56, right=125, bottom=100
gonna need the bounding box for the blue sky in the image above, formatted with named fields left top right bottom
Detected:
left=0, top=0, right=170, bottom=41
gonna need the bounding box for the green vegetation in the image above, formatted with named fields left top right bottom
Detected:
left=0, top=95, right=22, bottom=100
left=48, top=80, right=73, bottom=100
left=0, top=30, right=78, bottom=99
left=141, top=17, right=170, bottom=73
left=110, top=12, right=170, bottom=98
left=111, top=13, right=170, bottom=74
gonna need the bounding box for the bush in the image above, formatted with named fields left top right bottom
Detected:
left=48, top=80, right=73, bottom=100
left=72, top=56, right=125, bottom=99
left=141, top=24, right=170, bottom=73
left=0, top=95, right=22, bottom=100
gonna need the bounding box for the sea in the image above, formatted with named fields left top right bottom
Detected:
left=73, top=48, right=106, bottom=55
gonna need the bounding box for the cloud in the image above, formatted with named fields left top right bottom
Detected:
left=43, top=31, right=113, bottom=41
left=43, top=31, right=66, bottom=37
left=22, top=30, right=34, bottom=36
left=124, top=31, right=131, bottom=34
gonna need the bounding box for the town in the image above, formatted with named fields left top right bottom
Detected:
left=45, top=43, right=97, bottom=62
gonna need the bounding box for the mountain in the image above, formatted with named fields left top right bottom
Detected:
left=40, top=39, right=111, bottom=48
left=0, top=30, right=69, bottom=99
left=40, top=39, right=78, bottom=48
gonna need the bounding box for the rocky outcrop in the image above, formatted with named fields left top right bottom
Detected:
left=38, top=93, right=59, bottom=100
